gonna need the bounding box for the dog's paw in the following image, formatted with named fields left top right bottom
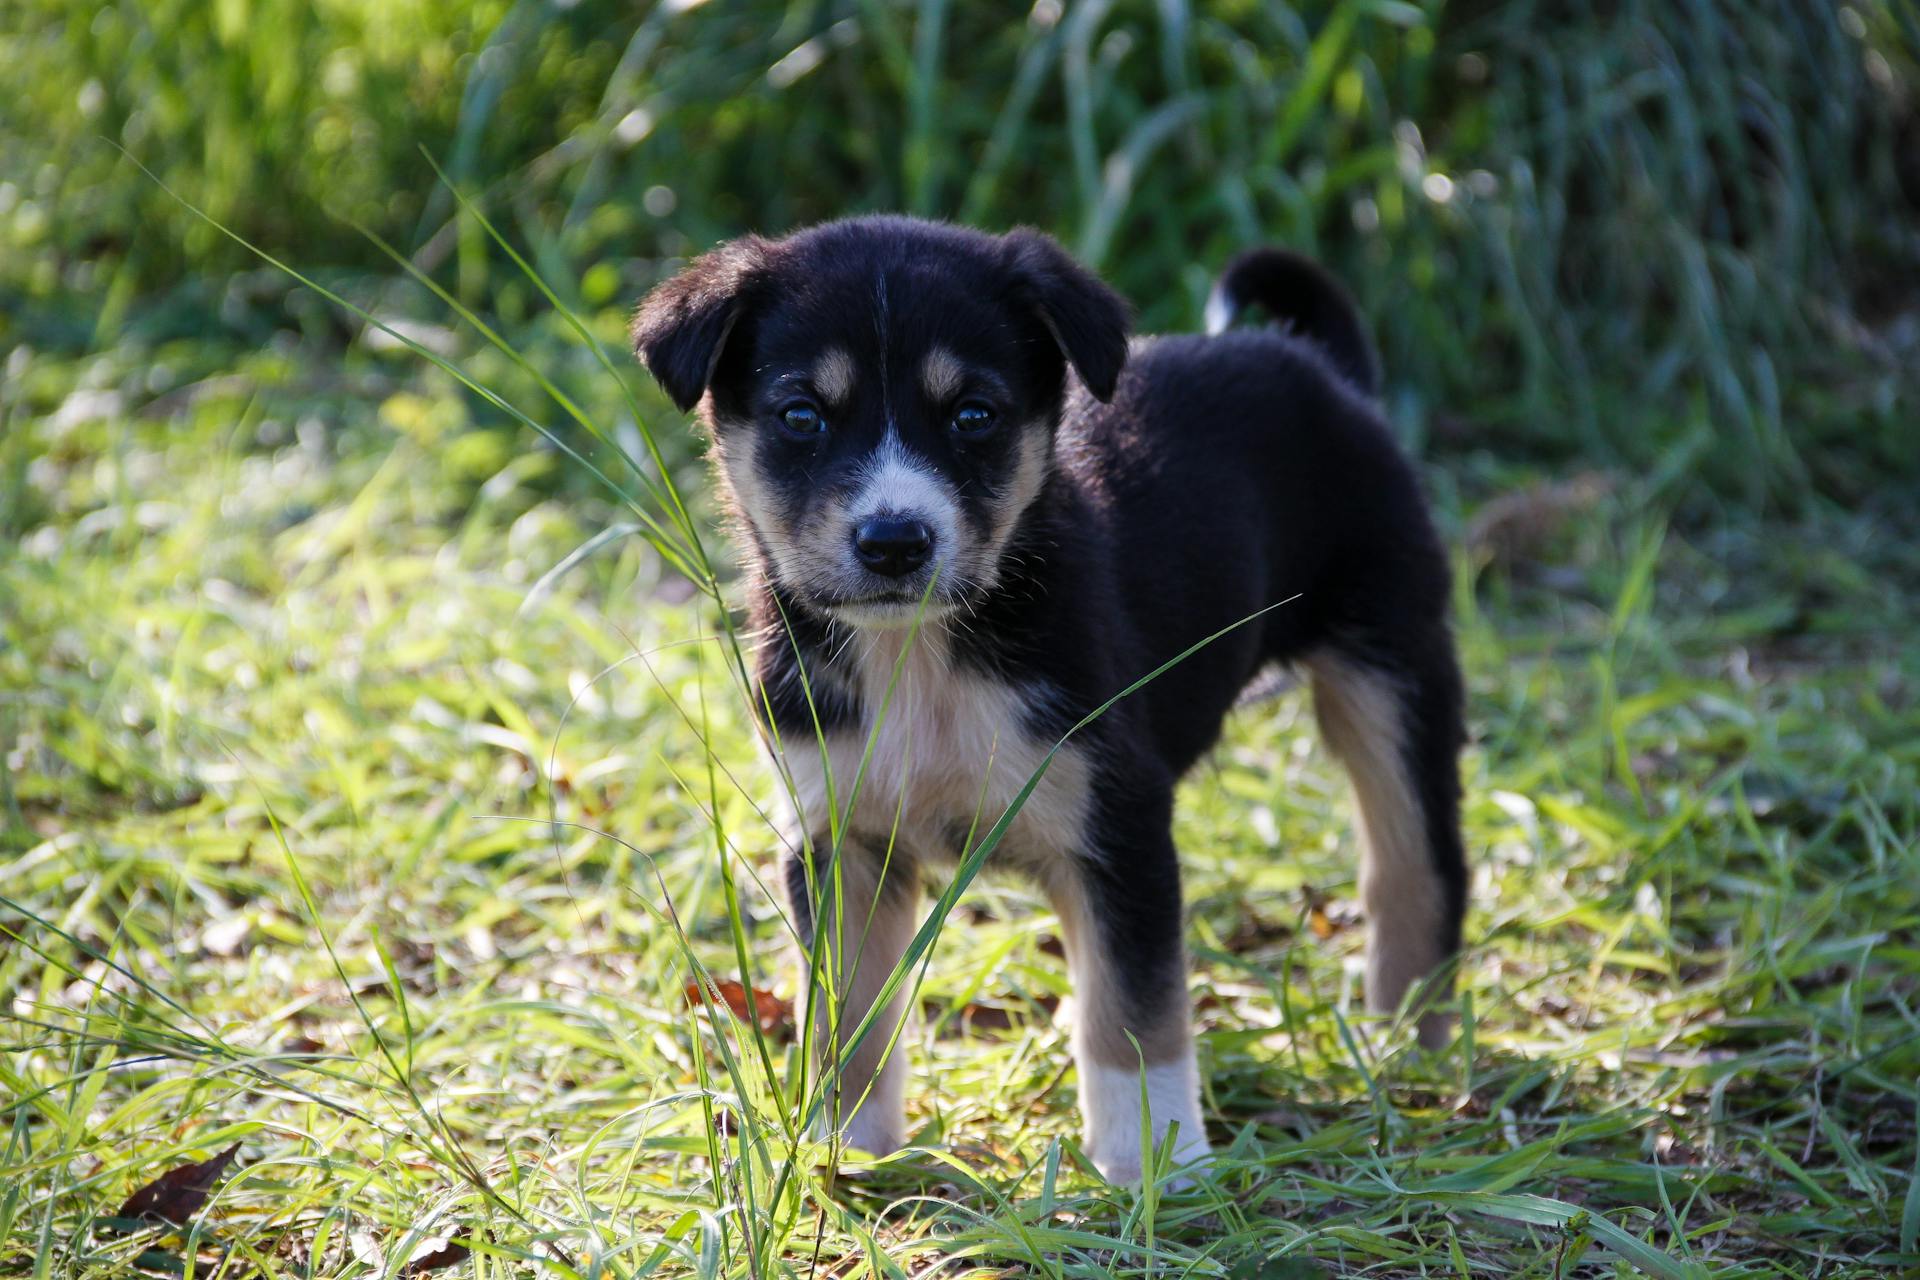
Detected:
left=1092, top=1149, right=1144, bottom=1185
left=1078, top=1054, right=1213, bottom=1187
left=1089, top=1122, right=1212, bottom=1188
left=808, top=1097, right=906, bottom=1158
left=838, top=1107, right=906, bottom=1157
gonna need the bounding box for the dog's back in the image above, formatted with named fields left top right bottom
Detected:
left=1059, top=291, right=1452, bottom=776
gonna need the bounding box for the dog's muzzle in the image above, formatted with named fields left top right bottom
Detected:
left=852, top=515, right=933, bottom=578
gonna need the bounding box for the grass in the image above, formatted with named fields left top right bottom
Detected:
left=4, top=2, right=1919, bottom=1272
left=7, top=1, right=1918, bottom=496
left=4, top=253, right=1919, bottom=1277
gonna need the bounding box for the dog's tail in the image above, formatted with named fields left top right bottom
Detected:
left=1203, top=248, right=1379, bottom=396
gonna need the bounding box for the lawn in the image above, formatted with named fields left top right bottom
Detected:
left=4, top=1, right=1920, bottom=1276
left=5, top=315, right=1918, bottom=1276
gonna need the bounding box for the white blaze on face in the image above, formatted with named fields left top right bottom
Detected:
left=844, top=432, right=962, bottom=567
left=760, top=431, right=968, bottom=616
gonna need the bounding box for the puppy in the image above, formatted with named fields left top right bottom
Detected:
left=631, top=216, right=1466, bottom=1184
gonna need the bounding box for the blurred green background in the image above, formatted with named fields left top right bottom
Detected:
left=5, top=0, right=1916, bottom=504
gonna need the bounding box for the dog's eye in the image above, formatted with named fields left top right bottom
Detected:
left=779, top=403, right=825, bottom=438
left=950, top=402, right=997, bottom=438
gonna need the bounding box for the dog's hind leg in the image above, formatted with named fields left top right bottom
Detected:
left=1045, top=792, right=1210, bottom=1184
left=785, top=837, right=917, bottom=1155
left=1307, top=638, right=1467, bottom=1048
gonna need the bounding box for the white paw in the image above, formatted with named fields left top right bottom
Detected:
left=838, top=1104, right=906, bottom=1156
left=1080, top=1055, right=1211, bottom=1186
left=1089, top=1120, right=1212, bottom=1187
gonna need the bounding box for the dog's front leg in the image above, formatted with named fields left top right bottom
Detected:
left=785, top=837, right=917, bottom=1156
left=1046, top=798, right=1209, bottom=1184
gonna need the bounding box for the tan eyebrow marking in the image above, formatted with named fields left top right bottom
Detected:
left=814, top=348, right=856, bottom=406
left=920, top=346, right=965, bottom=403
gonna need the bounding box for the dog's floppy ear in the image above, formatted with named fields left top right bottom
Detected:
left=630, top=236, right=771, bottom=412
left=1003, top=228, right=1131, bottom=402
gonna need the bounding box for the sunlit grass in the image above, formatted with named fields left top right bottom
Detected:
left=3, top=0, right=1918, bottom=1266
left=4, top=282, right=1918, bottom=1276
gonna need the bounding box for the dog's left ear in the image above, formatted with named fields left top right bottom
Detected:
left=630, top=235, right=772, bottom=413
left=1003, top=229, right=1131, bottom=402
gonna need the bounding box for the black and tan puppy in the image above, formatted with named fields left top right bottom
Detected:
left=631, top=216, right=1466, bottom=1183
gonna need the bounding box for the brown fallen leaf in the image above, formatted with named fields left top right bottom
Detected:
left=684, top=978, right=792, bottom=1038
left=348, top=1229, right=386, bottom=1271
left=1301, top=887, right=1361, bottom=941
left=1466, top=470, right=1613, bottom=566
left=114, top=1142, right=242, bottom=1224
left=1306, top=904, right=1336, bottom=941
left=1225, top=909, right=1294, bottom=953
left=400, top=1234, right=471, bottom=1277
left=1453, top=1090, right=1491, bottom=1118
left=921, top=994, right=1063, bottom=1037
left=958, top=1002, right=1015, bottom=1032
left=1654, top=1130, right=1703, bottom=1166
left=953, top=995, right=1060, bottom=1034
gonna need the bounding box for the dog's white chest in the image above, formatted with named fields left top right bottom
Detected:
left=775, top=631, right=1089, bottom=860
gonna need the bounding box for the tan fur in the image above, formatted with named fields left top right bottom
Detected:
left=795, top=839, right=917, bottom=1153
left=919, top=346, right=965, bottom=403
left=1307, top=654, right=1453, bottom=1046
left=708, top=429, right=769, bottom=537
left=814, top=347, right=857, bottom=407
left=974, top=427, right=1050, bottom=590
left=776, top=626, right=1099, bottom=1157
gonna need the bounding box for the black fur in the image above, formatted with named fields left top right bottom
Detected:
left=1002, top=228, right=1132, bottom=402
left=633, top=214, right=1467, bottom=1092
left=630, top=235, right=772, bottom=412
left=1207, top=246, right=1381, bottom=396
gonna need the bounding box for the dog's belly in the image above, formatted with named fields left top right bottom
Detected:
left=774, top=638, right=1091, bottom=867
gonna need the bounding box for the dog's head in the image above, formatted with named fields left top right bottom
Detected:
left=631, top=216, right=1129, bottom=627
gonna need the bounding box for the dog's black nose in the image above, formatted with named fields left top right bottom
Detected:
left=853, top=516, right=933, bottom=578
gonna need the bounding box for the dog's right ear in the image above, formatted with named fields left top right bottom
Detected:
left=630, top=236, right=771, bottom=412
left=1002, top=228, right=1131, bottom=402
